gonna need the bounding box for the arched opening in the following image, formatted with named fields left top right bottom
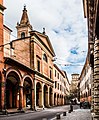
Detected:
left=60, top=95, right=62, bottom=105
left=36, top=82, right=41, bottom=106
left=49, top=87, right=53, bottom=106
left=6, top=71, right=20, bottom=109
left=54, top=93, right=56, bottom=106
left=44, top=85, right=48, bottom=107
left=43, top=53, right=48, bottom=62
left=62, top=95, right=63, bottom=105
left=21, top=32, right=25, bottom=38
left=23, top=77, right=32, bottom=109
left=57, top=94, right=59, bottom=105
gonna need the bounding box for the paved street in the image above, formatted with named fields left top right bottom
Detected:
left=0, top=105, right=79, bottom=120
left=52, top=109, right=91, bottom=120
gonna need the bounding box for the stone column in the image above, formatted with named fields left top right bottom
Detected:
left=31, top=88, right=34, bottom=110
left=0, top=81, right=6, bottom=111
left=0, top=69, right=7, bottom=114
left=55, top=93, right=57, bottom=106
left=39, top=83, right=44, bottom=108
left=94, top=38, right=99, bottom=119
left=34, top=79, right=36, bottom=110
left=91, top=67, right=94, bottom=113
left=46, top=86, right=50, bottom=107
left=51, top=92, right=54, bottom=106
left=19, top=86, right=24, bottom=111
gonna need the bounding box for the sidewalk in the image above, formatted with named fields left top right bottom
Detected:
left=51, top=109, right=92, bottom=120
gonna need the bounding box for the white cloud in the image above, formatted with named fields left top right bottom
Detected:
left=4, top=0, right=88, bottom=80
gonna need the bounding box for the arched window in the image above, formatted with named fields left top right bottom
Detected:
left=43, top=53, right=48, bottom=62
left=21, top=32, right=25, bottom=38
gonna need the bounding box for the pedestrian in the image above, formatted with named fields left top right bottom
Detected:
left=80, top=102, right=82, bottom=108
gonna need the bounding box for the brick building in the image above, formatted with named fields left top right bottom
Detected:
left=83, top=0, right=99, bottom=119
left=70, top=73, right=79, bottom=100
left=79, top=56, right=92, bottom=103
left=0, top=3, right=70, bottom=113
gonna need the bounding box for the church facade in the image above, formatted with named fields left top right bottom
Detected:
left=0, top=2, right=70, bottom=113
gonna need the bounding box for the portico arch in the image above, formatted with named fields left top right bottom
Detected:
left=23, top=76, right=33, bottom=109
left=57, top=94, right=59, bottom=105
left=6, top=70, right=21, bottom=109
left=60, top=95, right=62, bottom=105
left=44, top=85, right=48, bottom=107
left=49, top=87, right=53, bottom=106
left=36, top=82, right=42, bottom=107
left=54, top=93, right=57, bottom=106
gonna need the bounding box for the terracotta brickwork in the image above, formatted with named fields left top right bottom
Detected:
left=0, top=5, right=70, bottom=112
left=79, top=57, right=92, bottom=103
left=12, top=38, right=30, bottom=67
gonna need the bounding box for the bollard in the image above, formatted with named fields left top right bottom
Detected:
left=56, top=113, right=61, bottom=119
left=70, top=105, right=73, bottom=112
left=63, top=111, right=66, bottom=116
left=68, top=110, right=71, bottom=113
left=69, top=104, right=73, bottom=113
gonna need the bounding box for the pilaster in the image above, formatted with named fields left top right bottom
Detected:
left=93, top=38, right=99, bottom=119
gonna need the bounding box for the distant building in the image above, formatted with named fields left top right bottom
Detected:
left=79, top=56, right=92, bottom=103
left=70, top=74, right=79, bottom=102
left=53, top=64, right=70, bottom=106
left=70, top=74, right=79, bottom=92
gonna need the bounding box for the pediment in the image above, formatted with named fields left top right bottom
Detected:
left=35, top=32, right=55, bottom=57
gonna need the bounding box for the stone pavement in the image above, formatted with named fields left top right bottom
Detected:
left=51, top=109, right=92, bottom=120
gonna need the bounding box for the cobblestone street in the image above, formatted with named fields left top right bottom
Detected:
left=52, top=109, right=91, bottom=120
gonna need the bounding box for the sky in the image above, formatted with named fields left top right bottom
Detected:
left=4, top=0, right=88, bottom=81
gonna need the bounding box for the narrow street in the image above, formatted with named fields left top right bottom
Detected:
left=0, top=105, right=79, bottom=120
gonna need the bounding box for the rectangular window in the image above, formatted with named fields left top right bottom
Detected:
left=60, top=85, right=61, bottom=90
left=37, top=60, right=40, bottom=72
left=55, top=70, right=56, bottom=77
left=58, top=73, right=59, bottom=79
left=58, top=83, right=59, bottom=89
left=50, top=69, right=52, bottom=79
left=55, top=81, right=57, bottom=88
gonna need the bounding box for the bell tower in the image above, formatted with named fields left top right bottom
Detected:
left=16, top=5, right=32, bottom=39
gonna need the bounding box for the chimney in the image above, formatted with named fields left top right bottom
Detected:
left=43, top=28, right=46, bottom=34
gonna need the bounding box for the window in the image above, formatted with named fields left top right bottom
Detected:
left=58, top=73, right=59, bottom=79
left=60, top=85, right=61, bottom=90
left=50, top=69, right=52, bottom=79
left=55, top=70, right=56, bottom=77
left=43, top=53, right=47, bottom=62
left=58, top=83, right=59, bottom=89
left=55, top=81, right=57, bottom=88
left=21, top=32, right=25, bottom=38
left=37, top=60, right=40, bottom=72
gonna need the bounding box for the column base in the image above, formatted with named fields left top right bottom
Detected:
left=17, top=108, right=25, bottom=113
left=0, top=109, right=8, bottom=115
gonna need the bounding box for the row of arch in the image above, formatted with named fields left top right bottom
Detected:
left=1, top=67, right=65, bottom=110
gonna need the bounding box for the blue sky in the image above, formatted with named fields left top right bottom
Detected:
left=4, top=0, right=88, bottom=81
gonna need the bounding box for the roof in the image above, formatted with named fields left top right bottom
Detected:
left=16, top=5, right=32, bottom=30
left=54, top=64, right=65, bottom=77
left=4, top=25, right=12, bottom=32
left=30, top=30, right=55, bottom=57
